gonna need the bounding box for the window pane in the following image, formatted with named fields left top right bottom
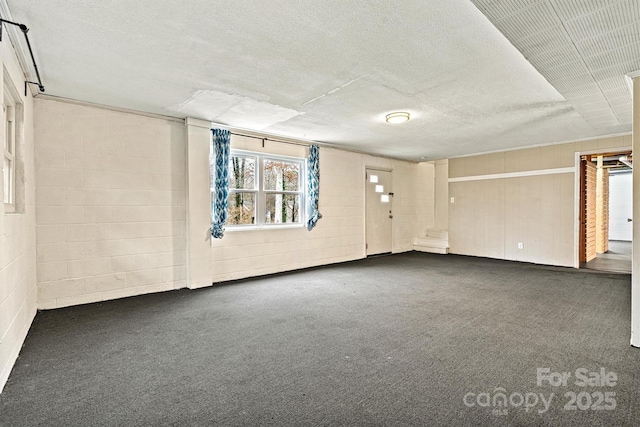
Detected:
left=3, top=157, right=10, bottom=204
left=228, top=156, right=256, bottom=190
left=265, top=194, right=301, bottom=224
left=263, top=160, right=299, bottom=191
left=226, top=192, right=256, bottom=225
left=6, top=120, right=13, bottom=155
left=2, top=105, right=7, bottom=152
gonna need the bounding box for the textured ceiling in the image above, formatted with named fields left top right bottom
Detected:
left=5, top=0, right=638, bottom=161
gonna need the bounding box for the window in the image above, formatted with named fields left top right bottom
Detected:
left=3, top=71, right=22, bottom=213
left=212, top=150, right=305, bottom=228
left=2, top=104, right=15, bottom=207
left=227, top=154, right=257, bottom=225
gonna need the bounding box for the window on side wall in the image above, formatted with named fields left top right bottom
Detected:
left=212, top=150, right=305, bottom=228
left=3, top=71, right=23, bottom=213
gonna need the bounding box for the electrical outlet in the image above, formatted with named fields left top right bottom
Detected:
left=517, top=242, right=523, bottom=250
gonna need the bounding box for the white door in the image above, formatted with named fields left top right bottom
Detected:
left=366, top=169, right=393, bottom=255
left=609, top=172, right=632, bottom=241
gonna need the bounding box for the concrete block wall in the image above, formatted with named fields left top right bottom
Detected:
left=34, top=99, right=187, bottom=308
left=0, top=39, right=37, bottom=392
left=206, top=146, right=369, bottom=282
left=203, top=145, right=436, bottom=283
left=186, top=124, right=436, bottom=286
left=396, top=161, right=435, bottom=250
left=434, top=160, right=449, bottom=232
left=33, top=103, right=436, bottom=300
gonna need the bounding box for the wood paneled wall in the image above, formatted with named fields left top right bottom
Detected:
left=596, top=165, right=609, bottom=254
left=585, top=161, right=597, bottom=262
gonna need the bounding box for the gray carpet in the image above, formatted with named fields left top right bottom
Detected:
left=1, top=252, right=638, bottom=426
left=584, top=240, right=632, bottom=274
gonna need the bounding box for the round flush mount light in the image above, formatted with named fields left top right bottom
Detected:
left=385, top=111, right=410, bottom=124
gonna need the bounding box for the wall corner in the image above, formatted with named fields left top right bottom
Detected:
left=186, top=118, right=213, bottom=289
left=631, top=76, right=640, bottom=347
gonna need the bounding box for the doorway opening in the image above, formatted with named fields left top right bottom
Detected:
left=578, top=151, right=632, bottom=273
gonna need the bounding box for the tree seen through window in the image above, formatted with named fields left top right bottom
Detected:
left=264, top=160, right=300, bottom=224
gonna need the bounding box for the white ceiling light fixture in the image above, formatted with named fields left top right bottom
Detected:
left=385, top=112, right=410, bottom=124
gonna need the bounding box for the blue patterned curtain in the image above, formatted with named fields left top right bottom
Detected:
left=307, top=144, right=322, bottom=231
left=210, top=128, right=231, bottom=238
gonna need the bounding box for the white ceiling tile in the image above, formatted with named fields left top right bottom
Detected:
left=528, top=44, right=582, bottom=68
left=598, top=75, right=631, bottom=94
left=592, top=59, right=640, bottom=80
left=586, top=119, right=621, bottom=127
left=614, top=106, right=633, bottom=114
left=583, top=41, right=640, bottom=70
left=586, top=110, right=619, bottom=120
left=611, top=106, right=632, bottom=117
left=586, top=122, right=619, bottom=128
left=561, top=82, right=602, bottom=98
left=564, top=0, right=640, bottom=42
left=577, top=21, right=640, bottom=57
left=586, top=114, right=619, bottom=121
left=614, top=113, right=633, bottom=124
left=515, top=26, right=573, bottom=57
left=548, top=73, right=596, bottom=91
left=607, top=95, right=633, bottom=107
left=550, top=0, right=619, bottom=22
left=496, top=2, right=560, bottom=40
left=538, top=60, right=590, bottom=81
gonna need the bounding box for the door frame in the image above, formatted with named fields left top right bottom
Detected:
left=574, top=146, right=632, bottom=268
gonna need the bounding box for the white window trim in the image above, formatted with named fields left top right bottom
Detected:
left=211, top=149, right=307, bottom=230
left=3, top=79, right=17, bottom=213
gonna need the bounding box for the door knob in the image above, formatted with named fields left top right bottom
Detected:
left=628, top=218, right=633, bottom=222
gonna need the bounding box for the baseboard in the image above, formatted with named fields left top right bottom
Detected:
left=0, top=305, right=37, bottom=394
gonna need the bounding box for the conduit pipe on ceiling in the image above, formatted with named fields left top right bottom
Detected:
left=0, top=18, right=45, bottom=95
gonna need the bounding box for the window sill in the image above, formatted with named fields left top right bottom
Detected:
left=4, top=204, right=16, bottom=214
left=225, top=223, right=305, bottom=232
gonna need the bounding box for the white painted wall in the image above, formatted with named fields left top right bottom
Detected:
left=34, top=99, right=187, bottom=309
left=186, top=122, right=435, bottom=287
left=0, top=38, right=37, bottom=392
left=609, top=172, right=632, bottom=241
left=434, top=159, right=448, bottom=231
left=32, top=105, right=436, bottom=299
left=8, top=96, right=436, bottom=392
left=448, top=135, right=632, bottom=267
left=415, top=162, right=437, bottom=236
